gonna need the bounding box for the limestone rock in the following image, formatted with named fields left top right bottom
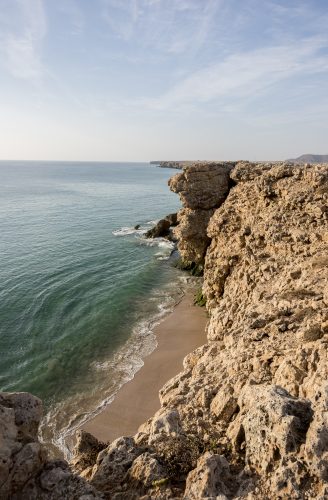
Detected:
left=89, top=436, right=143, bottom=493
left=71, top=430, right=106, bottom=475
left=0, top=391, right=42, bottom=439
left=183, top=452, right=231, bottom=499
left=210, top=385, right=237, bottom=423
left=169, top=162, right=233, bottom=210
left=128, top=452, right=166, bottom=487
left=231, top=385, right=313, bottom=473
left=149, top=408, right=183, bottom=443
left=169, top=163, right=233, bottom=265
left=0, top=392, right=103, bottom=499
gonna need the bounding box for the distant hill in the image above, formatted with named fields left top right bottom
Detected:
left=288, top=154, right=328, bottom=163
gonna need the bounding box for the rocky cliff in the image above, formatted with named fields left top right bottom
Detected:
left=1, top=161, right=328, bottom=499
left=169, top=162, right=235, bottom=269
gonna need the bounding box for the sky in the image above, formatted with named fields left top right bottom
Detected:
left=0, top=0, right=327, bottom=161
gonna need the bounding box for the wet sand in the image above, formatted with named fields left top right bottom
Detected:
left=82, top=290, right=207, bottom=443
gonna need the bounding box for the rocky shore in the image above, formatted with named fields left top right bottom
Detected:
left=1, top=161, right=328, bottom=499
left=150, top=161, right=185, bottom=169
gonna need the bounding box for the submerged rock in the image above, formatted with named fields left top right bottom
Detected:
left=145, top=218, right=171, bottom=238
left=145, top=212, right=178, bottom=239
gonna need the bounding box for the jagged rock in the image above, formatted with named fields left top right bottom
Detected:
left=230, top=385, right=313, bottom=474
left=183, top=452, right=231, bottom=499
left=149, top=409, right=182, bottom=442
left=71, top=430, right=106, bottom=475
left=0, top=392, right=42, bottom=439
left=169, top=163, right=233, bottom=210
left=0, top=392, right=103, bottom=499
left=89, top=436, right=143, bottom=493
left=210, top=385, right=237, bottom=423
left=128, top=452, right=166, bottom=487
left=165, top=212, right=178, bottom=226
left=145, top=213, right=178, bottom=239
left=145, top=218, right=171, bottom=238
left=174, top=208, right=213, bottom=264
left=169, top=163, right=233, bottom=265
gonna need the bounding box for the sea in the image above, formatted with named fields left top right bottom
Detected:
left=0, top=161, right=184, bottom=456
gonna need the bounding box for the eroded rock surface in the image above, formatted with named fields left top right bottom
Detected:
left=0, top=392, right=103, bottom=499
left=169, top=162, right=234, bottom=265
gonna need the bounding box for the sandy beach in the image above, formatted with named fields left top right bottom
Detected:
left=82, top=289, right=208, bottom=443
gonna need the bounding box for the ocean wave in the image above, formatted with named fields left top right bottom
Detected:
left=39, top=279, right=184, bottom=460
left=112, top=226, right=146, bottom=236
left=138, top=236, right=175, bottom=250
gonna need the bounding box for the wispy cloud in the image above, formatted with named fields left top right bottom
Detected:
left=0, top=0, right=47, bottom=81
left=100, top=0, right=222, bottom=55
left=134, top=36, right=328, bottom=111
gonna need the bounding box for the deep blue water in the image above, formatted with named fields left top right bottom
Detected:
left=0, top=161, right=182, bottom=452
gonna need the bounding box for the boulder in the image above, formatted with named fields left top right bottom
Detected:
left=184, top=452, right=231, bottom=499
left=145, top=218, right=170, bottom=238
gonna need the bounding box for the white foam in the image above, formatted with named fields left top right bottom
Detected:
left=138, top=236, right=175, bottom=250
left=39, top=270, right=185, bottom=461
left=112, top=226, right=146, bottom=236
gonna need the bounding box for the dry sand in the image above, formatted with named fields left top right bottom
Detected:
left=82, top=290, right=207, bottom=443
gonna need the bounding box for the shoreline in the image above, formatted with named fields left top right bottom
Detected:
left=80, top=288, right=207, bottom=443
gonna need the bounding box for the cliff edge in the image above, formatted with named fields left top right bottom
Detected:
left=1, top=161, right=328, bottom=499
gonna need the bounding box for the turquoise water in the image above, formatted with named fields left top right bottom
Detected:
left=0, top=161, right=182, bottom=453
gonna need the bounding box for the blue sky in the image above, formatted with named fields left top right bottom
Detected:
left=0, top=0, right=327, bottom=161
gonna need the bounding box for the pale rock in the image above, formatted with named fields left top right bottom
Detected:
left=183, top=452, right=231, bottom=499
left=0, top=391, right=42, bottom=439
left=235, top=385, right=313, bottom=473
left=128, top=452, right=166, bottom=487
left=169, top=163, right=233, bottom=265
left=305, top=411, right=328, bottom=481
left=0, top=392, right=103, bottom=500
left=149, top=408, right=182, bottom=444
left=90, top=436, right=142, bottom=493
left=210, top=385, right=237, bottom=423
left=168, top=163, right=233, bottom=210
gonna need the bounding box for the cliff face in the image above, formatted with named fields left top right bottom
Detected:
left=168, top=163, right=234, bottom=267
left=1, top=161, right=328, bottom=499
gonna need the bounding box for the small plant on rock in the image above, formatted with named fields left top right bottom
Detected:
left=194, top=288, right=206, bottom=307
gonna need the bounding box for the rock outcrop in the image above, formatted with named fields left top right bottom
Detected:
left=2, top=161, right=328, bottom=499
left=169, top=162, right=234, bottom=268
left=0, top=392, right=103, bottom=499
left=150, top=161, right=185, bottom=169
left=145, top=213, right=178, bottom=239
